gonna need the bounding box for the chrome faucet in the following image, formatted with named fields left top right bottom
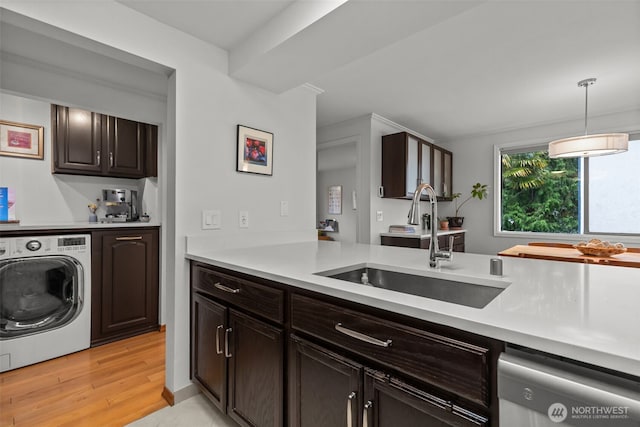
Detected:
left=407, top=183, right=453, bottom=268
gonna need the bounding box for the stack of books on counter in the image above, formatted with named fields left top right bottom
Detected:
left=388, top=225, right=417, bottom=234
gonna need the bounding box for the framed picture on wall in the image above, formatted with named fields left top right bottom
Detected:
left=328, top=185, right=342, bottom=215
left=236, top=124, right=273, bottom=176
left=0, top=120, right=44, bottom=160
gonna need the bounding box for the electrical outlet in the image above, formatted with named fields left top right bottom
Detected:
left=202, top=210, right=221, bottom=229
left=280, top=201, right=289, bottom=217
left=376, top=211, right=383, bottom=222
left=239, top=210, right=249, bottom=228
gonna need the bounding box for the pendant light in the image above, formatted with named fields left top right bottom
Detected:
left=548, top=78, right=628, bottom=158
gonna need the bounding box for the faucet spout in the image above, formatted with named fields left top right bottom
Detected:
left=407, top=183, right=452, bottom=268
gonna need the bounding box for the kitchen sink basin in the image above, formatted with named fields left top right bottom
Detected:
left=315, top=266, right=507, bottom=309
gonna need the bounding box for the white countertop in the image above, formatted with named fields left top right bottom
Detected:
left=0, top=221, right=160, bottom=232
left=381, top=229, right=466, bottom=239
left=186, top=240, right=640, bottom=377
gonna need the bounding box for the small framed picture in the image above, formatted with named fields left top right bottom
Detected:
left=236, top=124, right=273, bottom=176
left=328, top=185, right=342, bottom=215
left=0, top=120, right=44, bottom=160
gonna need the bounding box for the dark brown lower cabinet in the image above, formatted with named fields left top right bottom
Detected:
left=228, top=309, right=284, bottom=427
left=381, top=231, right=465, bottom=252
left=190, top=262, right=501, bottom=427
left=290, top=335, right=487, bottom=427
left=192, top=294, right=227, bottom=410
left=91, top=227, right=159, bottom=346
left=191, top=288, right=284, bottom=427
left=289, top=335, right=363, bottom=427
left=364, top=369, right=488, bottom=427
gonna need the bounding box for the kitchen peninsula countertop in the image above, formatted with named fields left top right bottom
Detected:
left=186, top=240, right=640, bottom=377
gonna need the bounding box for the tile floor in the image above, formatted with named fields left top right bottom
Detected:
left=127, top=394, right=237, bottom=427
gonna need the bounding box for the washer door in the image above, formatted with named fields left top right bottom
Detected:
left=0, top=255, right=84, bottom=339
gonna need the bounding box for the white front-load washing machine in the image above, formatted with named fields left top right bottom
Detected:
left=0, top=234, right=91, bottom=372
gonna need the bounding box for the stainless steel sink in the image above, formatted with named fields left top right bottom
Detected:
left=315, top=266, right=506, bottom=309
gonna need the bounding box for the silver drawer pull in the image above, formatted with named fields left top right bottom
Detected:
left=335, top=323, right=392, bottom=348
left=363, top=400, right=373, bottom=427
left=115, top=236, right=143, bottom=241
left=214, top=282, right=240, bottom=294
left=224, top=327, right=232, bottom=358
left=215, top=325, right=224, bottom=355
left=347, top=392, right=356, bottom=427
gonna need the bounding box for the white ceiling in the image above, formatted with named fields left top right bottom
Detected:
left=119, top=0, right=640, bottom=141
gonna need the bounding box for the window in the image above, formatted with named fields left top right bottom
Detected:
left=498, top=135, right=639, bottom=236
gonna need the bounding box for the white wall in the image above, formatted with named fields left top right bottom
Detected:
left=2, top=1, right=318, bottom=396
left=445, top=109, right=640, bottom=255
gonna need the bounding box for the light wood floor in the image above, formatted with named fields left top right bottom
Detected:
left=0, top=331, right=167, bottom=427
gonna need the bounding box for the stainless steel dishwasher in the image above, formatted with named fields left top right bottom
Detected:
left=498, top=348, right=640, bottom=426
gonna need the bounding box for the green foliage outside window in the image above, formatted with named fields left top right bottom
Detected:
left=501, top=150, right=580, bottom=233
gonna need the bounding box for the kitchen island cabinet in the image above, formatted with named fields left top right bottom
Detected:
left=191, top=263, right=284, bottom=427
left=191, top=261, right=500, bottom=426
left=91, top=227, right=159, bottom=346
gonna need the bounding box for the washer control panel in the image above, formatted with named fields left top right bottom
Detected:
left=0, top=235, right=89, bottom=258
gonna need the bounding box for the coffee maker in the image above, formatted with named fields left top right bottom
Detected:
left=102, top=189, right=139, bottom=222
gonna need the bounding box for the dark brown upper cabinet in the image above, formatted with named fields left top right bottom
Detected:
left=52, top=104, right=157, bottom=179
left=381, top=131, right=453, bottom=200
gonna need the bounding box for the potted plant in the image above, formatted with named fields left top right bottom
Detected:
left=448, top=182, right=488, bottom=228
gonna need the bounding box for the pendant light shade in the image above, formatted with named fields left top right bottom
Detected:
left=548, top=78, right=628, bottom=159
left=548, top=133, right=629, bottom=158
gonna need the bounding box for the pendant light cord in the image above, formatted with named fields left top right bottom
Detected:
left=584, top=82, right=589, bottom=136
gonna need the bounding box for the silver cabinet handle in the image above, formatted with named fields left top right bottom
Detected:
left=363, top=400, right=373, bottom=427
left=214, top=282, right=240, bottom=294
left=215, top=325, right=224, bottom=355
left=335, top=323, right=392, bottom=348
left=347, top=392, right=356, bottom=427
left=109, top=151, right=114, bottom=167
left=224, top=327, right=232, bottom=358
left=96, top=150, right=101, bottom=166
left=115, top=236, right=143, bottom=241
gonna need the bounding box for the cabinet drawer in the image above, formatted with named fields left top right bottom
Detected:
left=291, top=293, right=490, bottom=407
left=192, top=265, right=284, bottom=324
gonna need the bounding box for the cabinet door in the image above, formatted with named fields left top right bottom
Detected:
left=106, top=116, right=145, bottom=178
left=228, top=309, right=284, bottom=427
left=192, top=294, right=228, bottom=412
left=405, top=135, right=420, bottom=197
left=363, top=369, right=488, bottom=427
left=99, top=229, right=159, bottom=338
left=289, top=335, right=363, bottom=427
left=52, top=105, right=104, bottom=175
left=443, top=150, right=453, bottom=198
left=433, top=146, right=443, bottom=197
left=420, top=141, right=432, bottom=189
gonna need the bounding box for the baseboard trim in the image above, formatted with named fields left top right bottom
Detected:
left=161, top=386, right=174, bottom=406
left=162, top=383, right=200, bottom=406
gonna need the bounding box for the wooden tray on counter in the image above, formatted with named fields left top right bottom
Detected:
left=498, top=244, right=640, bottom=268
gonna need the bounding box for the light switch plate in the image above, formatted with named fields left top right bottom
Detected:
left=280, top=201, right=289, bottom=217
left=202, top=210, right=221, bottom=229
left=239, top=210, right=249, bottom=228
